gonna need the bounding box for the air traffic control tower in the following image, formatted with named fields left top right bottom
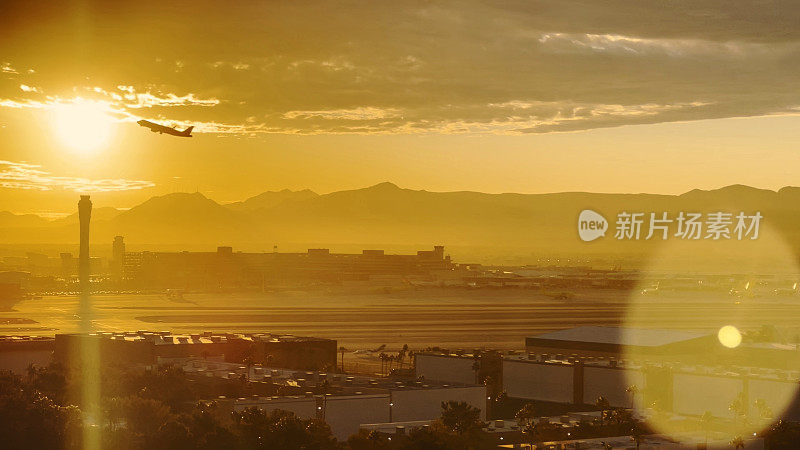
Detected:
left=78, top=195, right=92, bottom=290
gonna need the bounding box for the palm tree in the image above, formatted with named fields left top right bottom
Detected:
left=338, top=346, right=348, bottom=372
left=240, top=343, right=257, bottom=377
left=378, top=352, right=388, bottom=375
left=630, top=420, right=645, bottom=449
left=729, top=392, right=748, bottom=431
left=700, top=411, right=714, bottom=447
left=397, top=344, right=409, bottom=369
left=26, top=363, right=37, bottom=382
left=729, top=435, right=745, bottom=449
left=471, top=359, right=481, bottom=384
left=625, top=385, right=639, bottom=409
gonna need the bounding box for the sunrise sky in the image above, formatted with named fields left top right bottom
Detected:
left=1, top=0, right=799, bottom=215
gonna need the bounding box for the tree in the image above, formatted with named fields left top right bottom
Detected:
left=129, top=364, right=194, bottom=411
left=427, top=401, right=494, bottom=449
left=629, top=420, right=645, bottom=450
left=596, top=396, right=611, bottom=411
left=699, top=411, right=714, bottom=447
left=338, top=346, right=348, bottom=372
left=26, top=362, right=68, bottom=405
left=105, top=395, right=172, bottom=446
left=521, top=420, right=537, bottom=444
left=185, top=401, right=237, bottom=450
left=514, top=403, right=537, bottom=427
left=0, top=371, right=82, bottom=449
left=346, top=429, right=393, bottom=450
left=729, top=435, right=745, bottom=450
left=625, top=385, right=639, bottom=409
left=438, top=401, right=483, bottom=435
left=396, top=345, right=409, bottom=370
left=232, top=407, right=338, bottom=450
left=471, top=358, right=481, bottom=384
left=596, top=396, right=612, bottom=424
left=729, top=392, right=748, bottom=431
left=763, top=420, right=800, bottom=449
left=521, top=418, right=567, bottom=444
left=152, top=419, right=194, bottom=450
left=379, top=353, right=388, bottom=375
left=241, top=343, right=258, bottom=378
left=754, top=398, right=773, bottom=422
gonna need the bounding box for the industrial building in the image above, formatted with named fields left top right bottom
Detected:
left=211, top=365, right=487, bottom=440
left=0, top=335, right=54, bottom=374
left=54, top=331, right=337, bottom=371
left=119, top=245, right=453, bottom=289
left=417, top=349, right=800, bottom=420
left=524, top=326, right=716, bottom=359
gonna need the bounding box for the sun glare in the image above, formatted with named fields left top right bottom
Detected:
left=52, top=100, right=116, bottom=153
left=718, top=325, right=743, bottom=349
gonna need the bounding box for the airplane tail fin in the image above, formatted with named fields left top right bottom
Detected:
left=183, top=126, right=194, bottom=135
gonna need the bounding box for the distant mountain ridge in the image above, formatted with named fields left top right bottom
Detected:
left=1, top=183, right=800, bottom=261
left=53, top=207, right=122, bottom=225
left=225, top=189, right=318, bottom=212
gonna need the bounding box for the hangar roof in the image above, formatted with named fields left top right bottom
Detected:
left=528, top=326, right=708, bottom=348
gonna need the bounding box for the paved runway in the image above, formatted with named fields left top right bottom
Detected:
left=3, top=288, right=800, bottom=352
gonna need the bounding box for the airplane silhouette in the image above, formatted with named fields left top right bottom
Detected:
left=137, top=119, right=194, bottom=137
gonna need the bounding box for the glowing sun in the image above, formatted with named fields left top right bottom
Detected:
left=52, top=100, right=116, bottom=152
left=718, top=325, right=743, bottom=349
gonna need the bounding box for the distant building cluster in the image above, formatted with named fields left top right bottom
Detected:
left=54, top=330, right=337, bottom=371
left=1, top=325, right=796, bottom=447
left=119, top=244, right=453, bottom=290
left=0, top=330, right=486, bottom=442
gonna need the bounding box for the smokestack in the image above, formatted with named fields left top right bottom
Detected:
left=78, top=195, right=92, bottom=290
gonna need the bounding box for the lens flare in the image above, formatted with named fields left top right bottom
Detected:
left=718, top=325, right=742, bottom=348
left=623, top=220, right=800, bottom=442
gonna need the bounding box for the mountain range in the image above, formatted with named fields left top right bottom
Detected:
left=1, top=183, right=799, bottom=264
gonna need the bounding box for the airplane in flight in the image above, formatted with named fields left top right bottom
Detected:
left=137, top=119, right=194, bottom=137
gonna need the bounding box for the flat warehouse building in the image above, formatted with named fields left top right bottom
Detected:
left=525, top=326, right=716, bottom=359
left=226, top=369, right=487, bottom=440
left=54, top=331, right=337, bottom=371
left=0, top=336, right=54, bottom=375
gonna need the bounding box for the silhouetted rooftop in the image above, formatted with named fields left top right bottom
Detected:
left=529, top=326, right=708, bottom=347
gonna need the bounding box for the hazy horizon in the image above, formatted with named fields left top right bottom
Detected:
left=3, top=180, right=799, bottom=217
left=2, top=1, right=800, bottom=215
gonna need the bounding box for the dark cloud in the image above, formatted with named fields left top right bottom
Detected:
left=1, top=0, right=799, bottom=134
